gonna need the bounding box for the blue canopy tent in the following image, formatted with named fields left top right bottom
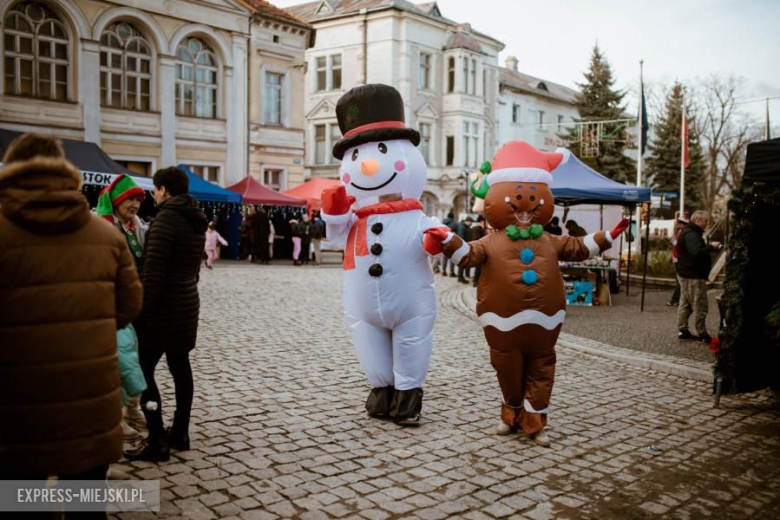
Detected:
left=550, top=153, right=651, bottom=206
left=548, top=152, right=652, bottom=309
left=177, top=164, right=242, bottom=259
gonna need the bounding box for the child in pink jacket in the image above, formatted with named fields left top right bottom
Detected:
left=204, top=222, right=228, bottom=269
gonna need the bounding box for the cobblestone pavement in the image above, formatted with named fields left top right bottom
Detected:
left=116, top=263, right=780, bottom=519
left=532, top=284, right=719, bottom=364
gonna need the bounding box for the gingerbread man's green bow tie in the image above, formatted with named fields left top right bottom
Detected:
left=506, top=224, right=544, bottom=240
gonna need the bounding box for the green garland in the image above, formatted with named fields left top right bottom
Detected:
left=716, top=181, right=780, bottom=391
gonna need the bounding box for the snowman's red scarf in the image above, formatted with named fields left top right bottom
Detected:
left=344, top=199, right=423, bottom=270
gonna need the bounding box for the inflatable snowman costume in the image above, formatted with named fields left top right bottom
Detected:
left=321, top=84, right=444, bottom=425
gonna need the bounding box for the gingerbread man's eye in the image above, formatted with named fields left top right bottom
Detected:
left=378, top=143, right=388, bottom=154
left=351, top=149, right=359, bottom=161
left=516, top=194, right=523, bottom=201
left=530, top=195, right=536, bottom=202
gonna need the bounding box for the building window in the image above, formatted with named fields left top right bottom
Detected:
left=445, top=136, right=454, bottom=166
left=419, top=123, right=431, bottom=164
left=3, top=2, right=69, bottom=100
left=557, top=114, right=564, bottom=131
left=447, top=57, right=455, bottom=93
left=175, top=37, right=218, bottom=118
left=188, top=164, right=220, bottom=183
left=315, top=56, right=326, bottom=92
left=512, top=104, right=521, bottom=124
left=315, top=54, right=341, bottom=92
left=263, top=71, right=283, bottom=125
left=419, top=52, right=431, bottom=90
left=462, top=121, right=478, bottom=167
left=100, top=22, right=152, bottom=111
left=470, top=59, right=476, bottom=95
left=330, top=123, right=341, bottom=152
left=115, top=160, right=152, bottom=177
left=314, top=124, right=327, bottom=165
left=263, top=168, right=284, bottom=191
left=537, top=110, right=545, bottom=128
left=462, top=57, right=468, bottom=93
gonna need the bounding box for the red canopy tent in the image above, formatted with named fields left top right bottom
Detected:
left=227, top=176, right=306, bottom=207
left=283, top=177, right=341, bottom=211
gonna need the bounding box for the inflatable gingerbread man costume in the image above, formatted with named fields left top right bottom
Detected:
left=425, top=141, right=629, bottom=446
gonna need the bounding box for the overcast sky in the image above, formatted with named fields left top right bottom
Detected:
left=273, top=0, right=780, bottom=127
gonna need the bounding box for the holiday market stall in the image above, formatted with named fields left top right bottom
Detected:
left=715, top=137, right=780, bottom=395
left=177, top=165, right=243, bottom=260
left=227, top=175, right=308, bottom=260
left=547, top=152, right=651, bottom=306
left=0, top=128, right=155, bottom=214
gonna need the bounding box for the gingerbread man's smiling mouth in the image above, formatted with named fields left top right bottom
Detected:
left=351, top=172, right=398, bottom=191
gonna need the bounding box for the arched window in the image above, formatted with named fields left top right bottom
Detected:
left=175, top=37, right=218, bottom=118
left=99, top=22, right=152, bottom=110
left=4, top=2, right=69, bottom=100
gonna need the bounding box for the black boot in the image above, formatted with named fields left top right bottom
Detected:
left=365, top=386, right=394, bottom=418
left=168, top=428, right=190, bottom=451
left=124, top=430, right=170, bottom=462
left=389, top=388, right=423, bottom=426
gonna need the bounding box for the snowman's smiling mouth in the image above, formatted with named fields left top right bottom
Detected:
left=351, top=172, right=398, bottom=191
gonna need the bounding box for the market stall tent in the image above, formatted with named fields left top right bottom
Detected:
left=283, top=177, right=341, bottom=211
left=226, top=176, right=306, bottom=206
left=550, top=152, right=651, bottom=205
left=0, top=128, right=153, bottom=190
left=177, top=164, right=242, bottom=204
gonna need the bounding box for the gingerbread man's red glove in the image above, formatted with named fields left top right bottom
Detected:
left=321, top=185, right=355, bottom=216
left=610, top=218, right=630, bottom=240
left=423, top=227, right=451, bottom=255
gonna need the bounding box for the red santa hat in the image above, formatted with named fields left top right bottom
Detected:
left=486, top=141, right=570, bottom=186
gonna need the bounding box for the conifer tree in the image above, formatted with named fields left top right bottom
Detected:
left=645, top=83, right=703, bottom=216
left=566, top=44, right=634, bottom=183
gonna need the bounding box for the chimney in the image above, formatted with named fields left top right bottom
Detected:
left=505, top=55, right=518, bottom=72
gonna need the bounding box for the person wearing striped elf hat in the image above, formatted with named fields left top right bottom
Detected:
left=97, top=173, right=148, bottom=269
left=423, top=141, right=630, bottom=447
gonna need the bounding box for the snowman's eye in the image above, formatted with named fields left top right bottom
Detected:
left=351, top=149, right=359, bottom=161
left=378, top=143, right=387, bottom=154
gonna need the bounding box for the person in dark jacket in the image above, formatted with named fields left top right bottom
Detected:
left=676, top=210, right=721, bottom=343
left=456, top=216, right=474, bottom=283
left=299, top=213, right=313, bottom=265
left=310, top=212, right=325, bottom=265
left=0, top=133, right=142, bottom=484
left=470, top=215, right=487, bottom=286
left=441, top=212, right=457, bottom=276
left=250, top=208, right=271, bottom=264
left=564, top=219, right=587, bottom=237
left=544, top=216, right=563, bottom=235
left=126, top=166, right=208, bottom=462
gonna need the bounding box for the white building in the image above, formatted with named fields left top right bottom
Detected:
left=0, top=0, right=313, bottom=189
left=286, top=0, right=504, bottom=218
left=497, top=56, right=579, bottom=152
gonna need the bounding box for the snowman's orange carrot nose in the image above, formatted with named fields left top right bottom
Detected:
left=360, top=158, right=380, bottom=176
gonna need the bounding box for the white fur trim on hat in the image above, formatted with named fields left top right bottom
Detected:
left=555, top=147, right=571, bottom=165
left=486, top=168, right=553, bottom=186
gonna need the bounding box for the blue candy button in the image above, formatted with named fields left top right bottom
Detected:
left=522, top=270, right=538, bottom=285
left=520, top=248, right=535, bottom=265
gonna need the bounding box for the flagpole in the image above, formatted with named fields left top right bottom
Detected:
left=766, top=97, right=771, bottom=141
left=636, top=60, right=644, bottom=187
left=680, top=89, right=686, bottom=216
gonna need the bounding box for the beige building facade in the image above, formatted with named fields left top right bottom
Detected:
left=0, top=0, right=312, bottom=190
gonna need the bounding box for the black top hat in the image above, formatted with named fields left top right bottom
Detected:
left=332, top=84, right=420, bottom=160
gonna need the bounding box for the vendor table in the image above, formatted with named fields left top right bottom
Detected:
left=559, top=263, right=614, bottom=306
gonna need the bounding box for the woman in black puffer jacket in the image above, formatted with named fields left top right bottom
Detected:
left=126, top=167, right=208, bottom=462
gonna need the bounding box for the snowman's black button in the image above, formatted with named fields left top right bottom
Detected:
left=369, top=263, right=383, bottom=277
left=371, top=223, right=383, bottom=234
left=371, top=243, right=383, bottom=256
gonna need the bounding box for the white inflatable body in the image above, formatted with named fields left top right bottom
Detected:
left=323, top=139, right=440, bottom=417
